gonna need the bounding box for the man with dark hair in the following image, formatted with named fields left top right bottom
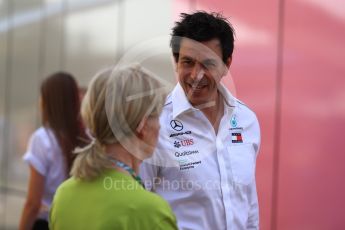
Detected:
left=140, top=11, right=261, bottom=230
left=171, top=12, right=234, bottom=64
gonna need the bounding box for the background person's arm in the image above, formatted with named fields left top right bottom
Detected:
left=19, top=165, right=45, bottom=230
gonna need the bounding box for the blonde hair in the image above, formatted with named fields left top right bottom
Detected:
left=71, top=64, right=167, bottom=180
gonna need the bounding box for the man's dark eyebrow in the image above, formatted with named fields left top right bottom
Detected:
left=180, top=56, right=193, bottom=60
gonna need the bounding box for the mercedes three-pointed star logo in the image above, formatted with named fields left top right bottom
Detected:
left=170, top=120, right=183, bottom=131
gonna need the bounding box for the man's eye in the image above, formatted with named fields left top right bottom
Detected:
left=204, top=62, right=216, bottom=68
left=181, top=60, right=193, bottom=66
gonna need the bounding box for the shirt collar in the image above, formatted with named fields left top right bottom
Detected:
left=171, top=82, right=236, bottom=119
left=218, top=83, right=237, bottom=109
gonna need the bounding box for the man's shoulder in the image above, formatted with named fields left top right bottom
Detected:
left=233, top=99, right=260, bottom=129
left=235, top=99, right=257, bottom=117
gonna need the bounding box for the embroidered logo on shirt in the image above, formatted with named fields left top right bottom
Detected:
left=169, top=130, right=192, bottom=138
left=179, top=160, right=202, bottom=171
left=174, top=151, right=201, bottom=171
left=230, top=114, right=237, bottom=128
left=174, top=139, right=194, bottom=148
left=231, top=133, right=243, bottom=143
left=174, top=150, right=199, bottom=157
left=229, top=114, right=243, bottom=131
left=181, top=139, right=194, bottom=146
left=170, top=120, right=183, bottom=131
left=174, top=141, right=181, bottom=148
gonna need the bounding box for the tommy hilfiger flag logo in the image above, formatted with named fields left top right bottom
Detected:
left=232, top=133, right=243, bottom=143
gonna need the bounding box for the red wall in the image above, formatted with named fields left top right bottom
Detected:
left=174, top=0, right=345, bottom=229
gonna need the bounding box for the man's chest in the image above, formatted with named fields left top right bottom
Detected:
left=156, top=110, right=257, bottom=185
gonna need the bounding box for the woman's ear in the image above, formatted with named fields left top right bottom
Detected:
left=136, top=117, right=148, bottom=139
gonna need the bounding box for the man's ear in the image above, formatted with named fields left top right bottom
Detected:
left=223, top=56, right=232, bottom=75
left=226, top=56, right=232, bottom=68
left=174, top=59, right=178, bottom=72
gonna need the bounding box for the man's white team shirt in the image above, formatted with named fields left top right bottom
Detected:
left=140, top=83, right=261, bottom=230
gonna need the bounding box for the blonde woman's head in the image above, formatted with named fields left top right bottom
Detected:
left=71, top=64, right=167, bottom=180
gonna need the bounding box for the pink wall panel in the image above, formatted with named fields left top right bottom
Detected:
left=278, top=0, right=345, bottom=229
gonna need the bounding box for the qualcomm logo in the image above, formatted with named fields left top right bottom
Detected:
left=174, top=150, right=199, bottom=157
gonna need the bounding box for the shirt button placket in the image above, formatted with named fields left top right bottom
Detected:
left=216, top=136, right=233, bottom=229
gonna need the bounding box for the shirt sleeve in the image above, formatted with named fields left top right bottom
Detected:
left=247, top=115, right=261, bottom=229
left=23, top=130, right=50, bottom=176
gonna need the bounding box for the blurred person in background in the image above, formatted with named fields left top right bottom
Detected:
left=19, top=72, right=89, bottom=230
left=78, top=86, right=87, bottom=102
left=49, top=64, right=177, bottom=230
left=140, top=11, right=261, bottom=230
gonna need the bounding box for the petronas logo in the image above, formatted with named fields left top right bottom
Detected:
left=231, top=115, right=237, bottom=128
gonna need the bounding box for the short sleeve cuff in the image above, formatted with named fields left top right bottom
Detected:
left=23, top=151, right=47, bottom=176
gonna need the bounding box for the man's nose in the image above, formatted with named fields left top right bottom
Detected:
left=190, top=63, right=204, bottom=81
